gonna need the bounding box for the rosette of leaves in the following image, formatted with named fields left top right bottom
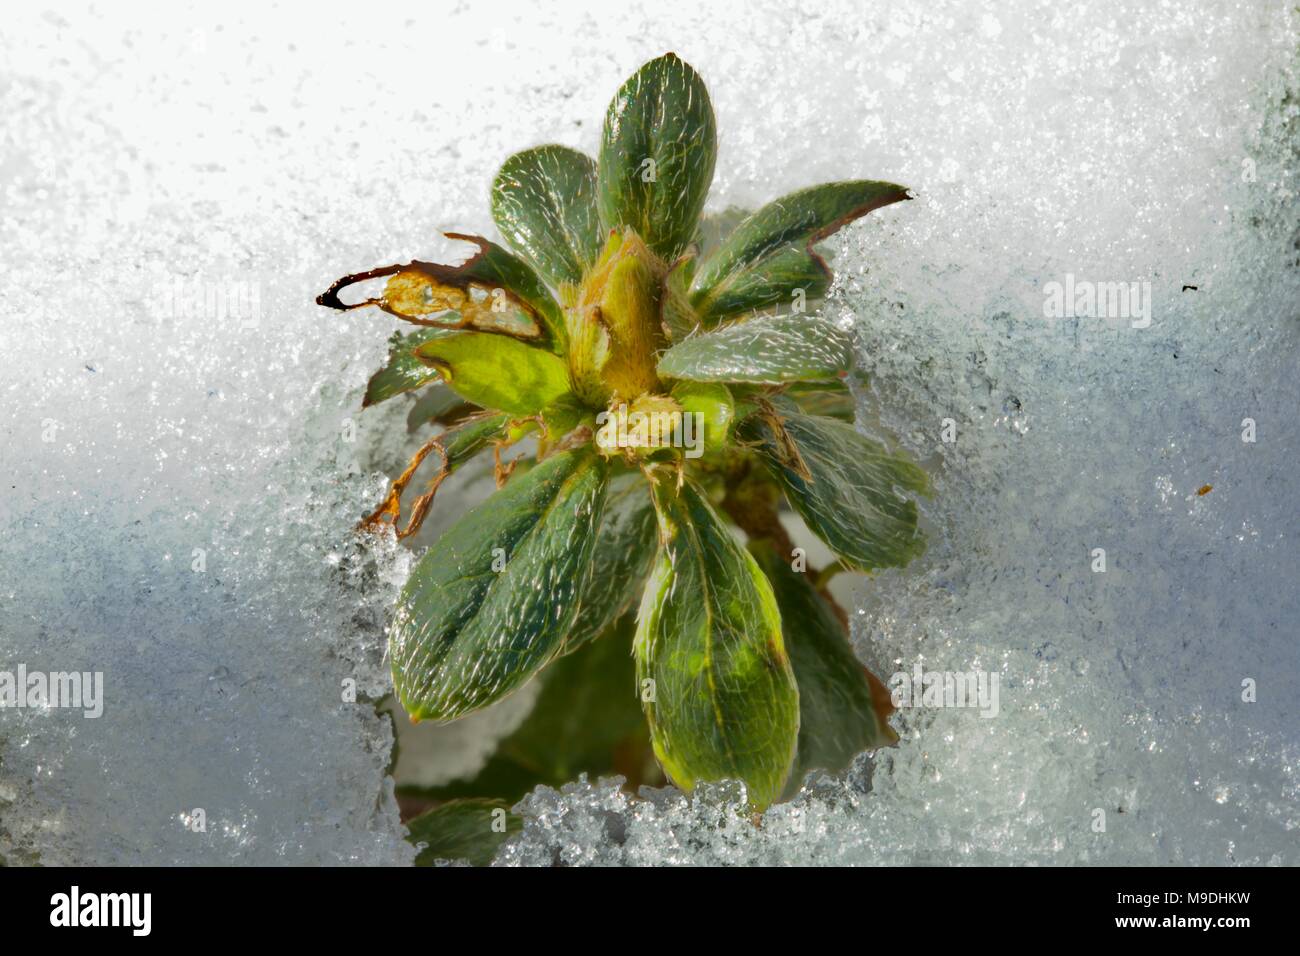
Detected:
left=319, top=54, right=928, bottom=824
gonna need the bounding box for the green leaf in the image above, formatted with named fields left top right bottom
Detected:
left=317, top=234, right=566, bottom=350
left=670, top=381, right=734, bottom=453
left=406, top=799, right=520, bottom=866
left=414, top=615, right=660, bottom=804
left=391, top=449, right=608, bottom=722
left=364, top=328, right=452, bottom=408
left=657, top=313, right=855, bottom=385
left=691, top=181, right=910, bottom=322
left=537, top=393, right=591, bottom=445
left=695, top=244, right=830, bottom=321
left=788, top=379, right=858, bottom=422
left=503, top=615, right=653, bottom=783
left=405, top=384, right=477, bottom=432
left=563, top=473, right=658, bottom=652
left=437, top=411, right=512, bottom=464
left=635, top=474, right=800, bottom=811
left=692, top=207, right=752, bottom=259
left=415, top=331, right=571, bottom=417
left=739, top=406, right=930, bottom=572
left=433, top=414, right=512, bottom=474
left=750, top=542, right=896, bottom=795
left=660, top=256, right=702, bottom=340
left=598, top=53, right=717, bottom=262
left=492, top=145, right=603, bottom=291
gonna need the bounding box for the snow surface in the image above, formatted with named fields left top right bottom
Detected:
left=2, top=0, right=1297, bottom=865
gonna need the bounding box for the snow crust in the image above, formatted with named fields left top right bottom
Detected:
left=1, top=0, right=1296, bottom=865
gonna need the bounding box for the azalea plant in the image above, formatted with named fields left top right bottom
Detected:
left=318, top=53, right=929, bottom=842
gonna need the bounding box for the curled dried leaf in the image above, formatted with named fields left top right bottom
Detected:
left=317, top=233, right=565, bottom=347
left=360, top=412, right=509, bottom=539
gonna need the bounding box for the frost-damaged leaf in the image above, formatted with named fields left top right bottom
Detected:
left=691, top=181, right=910, bottom=323
left=362, top=412, right=509, bottom=538
left=364, top=327, right=454, bottom=408
left=492, top=145, right=603, bottom=291
left=740, top=405, right=931, bottom=571
left=406, top=799, right=520, bottom=867
left=657, top=313, right=854, bottom=385
left=415, top=331, right=570, bottom=417
left=598, top=53, right=717, bottom=262
left=392, top=449, right=608, bottom=722
left=563, top=472, right=657, bottom=652
left=750, top=541, right=897, bottom=796
left=316, top=233, right=566, bottom=349
left=635, top=474, right=800, bottom=811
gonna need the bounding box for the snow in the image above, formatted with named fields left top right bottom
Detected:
left=2, top=0, right=1297, bottom=865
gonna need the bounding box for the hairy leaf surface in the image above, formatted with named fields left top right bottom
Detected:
left=392, top=449, right=607, bottom=721
left=564, top=472, right=658, bottom=652
left=751, top=542, right=897, bottom=794
left=740, top=407, right=930, bottom=571
left=691, top=181, right=909, bottom=322
left=407, top=799, right=520, bottom=867
left=598, top=54, right=717, bottom=262
left=492, top=145, right=603, bottom=291
left=364, top=327, right=452, bottom=407
left=635, top=476, right=799, bottom=811
left=657, top=313, right=854, bottom=385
